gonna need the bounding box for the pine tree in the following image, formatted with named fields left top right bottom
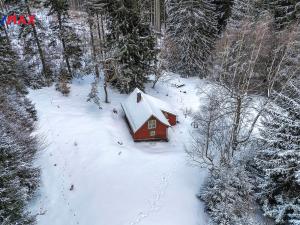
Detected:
left=104, top=0, right=157, bottom=93
left=254, top=25, right=300, bottom=220
left=45, top=0, right=83, bottom=79
left=25, top=0, right=51, bottom=78
left=269, top=0, right=300, bottom=30
left=1, top=0, right=51, bottom=87
left=165, top=0, right=218, bottom=78
left=0, top=30, right=40, bottom=225
left=227, top=0, right=259, bottom=30
left=201, top=164, right=256, bottom=225
left=84, top=0, right=103, bottom=106
left=15, top=0, right=52, bottom=86
left=0, top=28, right=24, bottom=92
left=0, top=92, right=40, bottom=225
left=255, top=78, right=300, bottom=225
left=213, top=0, right=234, bottom=33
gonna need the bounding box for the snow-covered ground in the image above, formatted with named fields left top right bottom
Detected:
left=28, top=74, right=208, bottom=225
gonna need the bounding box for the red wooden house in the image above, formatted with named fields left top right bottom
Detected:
left=121, top=88, right=177, bottom=141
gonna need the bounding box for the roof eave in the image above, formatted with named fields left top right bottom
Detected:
left=121, top=103, right=138, bottom=132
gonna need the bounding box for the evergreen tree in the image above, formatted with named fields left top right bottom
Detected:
left=213, top=0, right=234, bottom=33
left=104, top=0, right=157, bottom=93
left=269, top=0, right=300, bottom=30
left=165, top=0, right=218, bottom=78
left=0, top=30, right=40, bottom=225
left=255, top=78, right=300, bottom=225
left=227, top=0, right=259, bottom=30
left=0, top=94, right=39, bottom=225
left=45, top=0, right=83, bottom=79
left=17, top=0, right=52, bottom=86
left=84, top=0, right=103, bottom=107
left=201, top=164, right=256, bottom=225
left=0, top=28, right=24, bottom=92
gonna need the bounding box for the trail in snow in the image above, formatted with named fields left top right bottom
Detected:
left=128, top=170, right=172, bottom=225
left=49, top=130, right=80, bottom=225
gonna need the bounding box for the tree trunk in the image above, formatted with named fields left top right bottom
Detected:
left=99, top=14, right=109, bottom=103
left=3, top=24, right=10, bottom=46
left=57, top=12, right=72, bottom=78
left=100, top=14, right=105, bottom=47
left=155, top=0, right=161, bottom=32
left=89, top=17, right=100, bottom=79
left=231, top=96, right=242, bottom=157
left=104, top=79, right=109, bottom=103
left=164, top=0, right=166, bottom=30
left=152, top=77, right=159, bottom=88
left=25, top=1, right=50, bottom=79
left=150, top=0, right=153, bottom=27
left=96, top=13, right=104, bottom=60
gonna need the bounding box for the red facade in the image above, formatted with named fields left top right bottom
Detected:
left=132, top=116, right=168, bottom=141
left=162, top=111, right=177, bottom=126
left=122, top=89, right=177, bottom=141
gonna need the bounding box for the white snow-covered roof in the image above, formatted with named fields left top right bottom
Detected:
left=121, top=88, right=176, bottom=132
left=145, top=94, right=176, bottom=115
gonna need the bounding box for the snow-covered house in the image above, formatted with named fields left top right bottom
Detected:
left=121, top=88, right=177, bottom=141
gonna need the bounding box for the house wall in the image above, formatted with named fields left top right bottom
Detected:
left=163, top=111, right=177, bottom=126
left=133, top=116, right=168, bottom=141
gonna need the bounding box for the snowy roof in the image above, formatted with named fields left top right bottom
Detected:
left=145, top=94, right=176, bottom=115
left=121, top=88, right=176, bottom=132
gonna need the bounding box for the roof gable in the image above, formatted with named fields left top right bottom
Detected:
left=121, top=88, right=174, bottom=132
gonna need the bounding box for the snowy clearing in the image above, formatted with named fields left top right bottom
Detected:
left=28, top=74, right=208, bottom=225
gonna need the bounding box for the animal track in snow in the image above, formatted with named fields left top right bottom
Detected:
left=128, top=170, right=173, bottom=225
left=46, top=130, right=80, bottom=225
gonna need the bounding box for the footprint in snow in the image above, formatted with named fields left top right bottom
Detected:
left=128, top=173, right=171, bottom=225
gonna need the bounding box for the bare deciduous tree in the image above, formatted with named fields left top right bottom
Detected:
left=188, top=14, right=299, bottom=169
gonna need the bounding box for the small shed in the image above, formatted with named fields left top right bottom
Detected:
left=121, top=88, right=177, bottom=141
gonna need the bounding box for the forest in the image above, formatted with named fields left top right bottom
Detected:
left=0, top=0, right=299, bottom=225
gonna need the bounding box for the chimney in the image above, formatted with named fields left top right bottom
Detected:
left=137, top=92, right=142, bottom=103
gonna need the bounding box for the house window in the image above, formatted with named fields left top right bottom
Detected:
left=149, top=130, right=156, bottom=137
left=148, top=119, right=156, bottom=129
